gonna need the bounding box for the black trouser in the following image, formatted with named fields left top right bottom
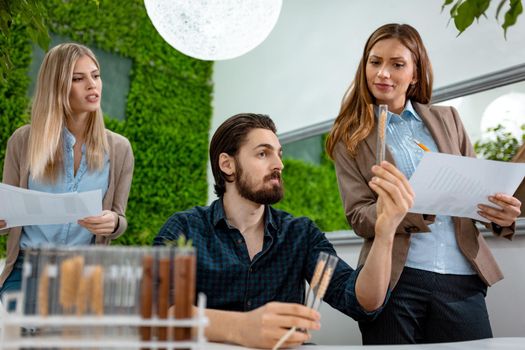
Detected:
left=359, top=267, right=493, bottom=344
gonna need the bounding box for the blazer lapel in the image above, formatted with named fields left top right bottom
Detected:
left=364, top=101, right=454, bottom=164
left=413, top=102, right=453, bottom=154
left=363, top=119, right=396, bottom=166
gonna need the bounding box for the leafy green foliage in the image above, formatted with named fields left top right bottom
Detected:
left=0, top=0, right=213, bottom=256
left=501, top=0, right=524, bottom=37
left=0, top=0, right=50, bottom=82
left=442, top=0, right=523, bottom=37
left=276, top=158, right=349, bottom=232
left=276, top=135, right=349, bottom=232
left=474, top=124, right=524, bottom=161
left=0, top=22, right=32, bottom=257
left=0, top=0, right=103, bottom=82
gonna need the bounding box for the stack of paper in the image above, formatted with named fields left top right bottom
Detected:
left=0, top=183, right=102, bottom=229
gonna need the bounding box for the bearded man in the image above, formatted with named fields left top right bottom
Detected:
left=154, top=113, right=414, bottom=349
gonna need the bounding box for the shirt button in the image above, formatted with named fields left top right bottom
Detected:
left=249, top=268, right=253, bottom=273
left=237, top=239, right=243, bottom=244
left=246, top=300, right=252, bottom=307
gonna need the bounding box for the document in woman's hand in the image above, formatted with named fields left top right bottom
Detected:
left=408, top=153, right=525, bottom=222
left=0, top=183, right=101, bottom=229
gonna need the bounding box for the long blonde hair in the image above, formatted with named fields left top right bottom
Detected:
left=28, top=43, right=108, bottom=182
left=326, top=23, right=433, bottom=158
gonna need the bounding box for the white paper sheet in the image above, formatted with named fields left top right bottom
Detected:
left=0, top=183, right=102, bottom=229
left=408, top=153, right=525, bottom=222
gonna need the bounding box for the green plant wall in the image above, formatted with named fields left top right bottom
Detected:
left=0, top=23, right=31, bottom=171
left=0, top=0, right=213, bottom=256
left=277, top=135, right=349, bottom=232
left=0, top=24, right=32, bottom=258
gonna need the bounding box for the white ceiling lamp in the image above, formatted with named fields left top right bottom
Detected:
left=144, top=0, right=283, bottom=61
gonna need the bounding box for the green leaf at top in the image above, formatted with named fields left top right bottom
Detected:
left=454, top=0, right=477, bottom=33
left=503, top=0, right=523, bottom=38
left=442, top=0, right=456, bottom=12
left=496, top=0, right=509, bottom=18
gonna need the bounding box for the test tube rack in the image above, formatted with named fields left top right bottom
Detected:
left=0, top=245, right=207, bottom=350
left=0, top=291, right=209, bottom=350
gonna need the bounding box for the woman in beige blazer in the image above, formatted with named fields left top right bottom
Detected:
left=326, top=23, right=520, bottom=344
left=0, top=43, right=134, bottom=309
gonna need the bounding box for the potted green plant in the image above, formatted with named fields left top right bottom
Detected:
left=475, top=124, right=525, bottom=216
left=474, top=124, right=525, bottom=161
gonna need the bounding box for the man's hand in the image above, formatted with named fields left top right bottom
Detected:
left=478, top=193, right=521, bottom=228
left=237, top=302, right=320, bottom=349
left=369, top=161, right=414, bottom=239
left=206, top=302, right=320, bottom=349
left=78, top=210, right=119, bottom=235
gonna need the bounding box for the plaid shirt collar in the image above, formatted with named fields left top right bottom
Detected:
left=211, top=197, right=279, bottom=233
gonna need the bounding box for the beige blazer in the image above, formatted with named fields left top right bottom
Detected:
left=0, top=125, right=134, bottom=287
left=333, top=102, right=514, bottom=288
left=512, top=144, right=525, bottom=217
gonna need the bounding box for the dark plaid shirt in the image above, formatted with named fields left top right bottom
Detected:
left=154, top=199, right=382, bottom=321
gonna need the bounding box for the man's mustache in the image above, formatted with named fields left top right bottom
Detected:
left=264, top=171, right=282, bottom=182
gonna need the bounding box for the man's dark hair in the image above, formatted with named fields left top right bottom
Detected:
left=210, top=113, right=277, bottom=197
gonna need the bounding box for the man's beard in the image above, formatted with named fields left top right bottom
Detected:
left=234, top=161, right=284, bottom=205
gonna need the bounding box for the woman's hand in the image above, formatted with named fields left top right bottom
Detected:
left=78, top=210, right=119, bottom=236
left=369, top=161, right=414, bottom=239
left=354, top=161, right=415, bottom=311
left=0, top=220, right=6, bottom=229
left=478, top=193, right=521, bottom=228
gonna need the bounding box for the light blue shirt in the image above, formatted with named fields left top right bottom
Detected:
left=379, top=101, right=475, bottom=275
left=20, top=128, right=109, bottom=248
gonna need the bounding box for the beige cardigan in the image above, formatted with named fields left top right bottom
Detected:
left=0, top=125, right=134, bottom=287
left=333, top=102, right=515, bottom=288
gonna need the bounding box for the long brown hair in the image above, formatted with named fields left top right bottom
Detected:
left=28, top=43, right=108, bottom=182
left=326, top=23, right=433, bottom=158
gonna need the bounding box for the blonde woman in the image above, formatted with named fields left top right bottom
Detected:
left=0, top=43, right=134, bottom=306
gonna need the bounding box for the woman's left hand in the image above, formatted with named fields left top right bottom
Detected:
left=478, top=193, right=521, bottom=228
left=78, top=210, right=119, bottom=236
left=370, top=161, right=415, bottom=239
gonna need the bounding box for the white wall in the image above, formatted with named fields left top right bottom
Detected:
left=211, top=0, right=525, bottom=136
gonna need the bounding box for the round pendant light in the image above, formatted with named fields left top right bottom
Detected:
left=144, top=0, right=283, bottom=61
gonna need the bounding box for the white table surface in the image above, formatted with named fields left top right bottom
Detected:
left=205, top=337, right=525, bottom=349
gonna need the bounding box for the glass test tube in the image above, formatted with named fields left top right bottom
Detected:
left=173, top=246, right=196, bottom=344
left=376, top=104, right=388, bottom=165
